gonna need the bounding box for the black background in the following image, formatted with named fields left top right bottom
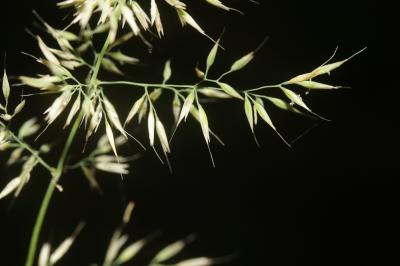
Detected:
left=1, top=1, right=397, bottom=266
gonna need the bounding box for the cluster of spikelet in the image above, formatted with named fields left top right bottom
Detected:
left=0, top=1, right=365, bottom=266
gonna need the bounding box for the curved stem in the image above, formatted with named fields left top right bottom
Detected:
left=24, top=110, right=84, bottom=266
left=244, top=83, right=282, bottom=93
left=217, top=70, right=233, bottom=81
left=24, top=33, right=112, bottom=266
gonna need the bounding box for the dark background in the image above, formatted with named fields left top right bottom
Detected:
left=1, top=1, right=397, bottom=266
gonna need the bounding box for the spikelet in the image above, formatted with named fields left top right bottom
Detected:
left=121, top=5, right=141, bottom=36
left=131, top=2, right=150, bottom=30
left=148, top=110, right=155, bottom=146
left=44, top=90, right=73, bottom=124
left=176, top=257, right=214, bottom=266
left=104, top=98, right=127, bottom=137
left=156, top=118, right=171, bottom=153
left=176, top=9, right=205, bottom=35
left=218, top=82, right=243, bottom=100
left=95, top=155, right=129, bottom=175
left=125, top=95, right=145, bottom=126
left=177, top=90, right=195, bottom=125
left=165, top=0, right=187, bottom=9
left=151, top=0, right=164, bottom=36
left=2, top=70, right=10, bottom=106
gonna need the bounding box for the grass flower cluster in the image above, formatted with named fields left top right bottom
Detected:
left=0, top=1, right=364, bottom=265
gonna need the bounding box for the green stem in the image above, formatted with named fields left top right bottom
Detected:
left=100, top=80, right=193, bottom=89
left=24, top=110, right=84, bottom=266
left=12, top=135, right=53, bottom=172
left=90, top=35, right=111, bottom=87
left=244, top=83, right=282, bottom=93
left=24, top=33, right=112, bottom=266
left=0, top=122, right=52, bottom=171
left=217, top=70, right=233, bottom=81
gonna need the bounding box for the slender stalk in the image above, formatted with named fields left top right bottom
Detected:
left=24, top=33, right=112, bottom=266
left=244, top=83, right=282, bottom=93
left=0, top=122, right=52, bottom=171
left=24, top=109, right=84, bottom=266
left=217, top=70, right=233, bottom=81
left=90, top=36, right=111, bottom=87
left=11, top=134, right=53, bottom=172
left=100, top=80, right=194, bottom=89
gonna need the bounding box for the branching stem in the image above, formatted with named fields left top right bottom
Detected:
left=100, top=80, right=193, bottom=89
left=24, top=32, right=113, bottom=266
left=11, top=134, right=53, bottom=172
left=0, top=122, right=52, bottom=171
